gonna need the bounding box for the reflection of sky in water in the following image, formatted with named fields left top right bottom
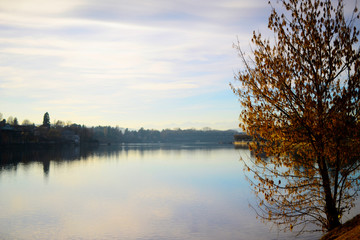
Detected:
left=0, top=146, right=323, bottom=239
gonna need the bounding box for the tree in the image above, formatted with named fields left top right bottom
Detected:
left=22, top=119, right=32, bottom=126
left=13, top=117, right=18, bottom=126
left=43, top=112, right=50, bottom=128
left=55, top=120, right=65, bottom=128
left=232, top=0, right=360, bottom=233
left=7, top=116, right=14, bottom=125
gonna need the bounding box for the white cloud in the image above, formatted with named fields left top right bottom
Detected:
left=0, top=0, right=268, bottom=129
left=0, top=0, right=83, bottom=15
left=129, top=82, right=197, bottom=91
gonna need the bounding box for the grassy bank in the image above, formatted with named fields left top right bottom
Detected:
left=320, top=214, right=360, bottom=240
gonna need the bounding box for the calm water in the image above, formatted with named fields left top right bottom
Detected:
left=0, top=144, right=322, bottom=240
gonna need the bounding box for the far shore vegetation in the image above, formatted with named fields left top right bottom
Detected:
left=0, top=112, right=240, bottom=146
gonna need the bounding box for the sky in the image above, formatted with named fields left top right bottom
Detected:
left=0, top=0, right=279, bottom=130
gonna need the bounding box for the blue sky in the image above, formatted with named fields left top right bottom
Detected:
left=0, top=0, right=271, bottom=130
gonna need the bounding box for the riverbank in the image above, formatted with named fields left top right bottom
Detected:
left=320, top=214, right=360, bottom=240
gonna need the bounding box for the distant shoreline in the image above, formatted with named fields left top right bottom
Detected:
left=1, top=123, right=240, bottom=146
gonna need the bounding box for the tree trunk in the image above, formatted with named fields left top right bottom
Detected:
left=318, top=157, right=341, bottom=230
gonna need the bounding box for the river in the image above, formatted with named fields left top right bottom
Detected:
left=0, top=143, right=324, bottom=239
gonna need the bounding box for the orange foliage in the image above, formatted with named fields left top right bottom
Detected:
left=232, top=0, right=360, bottom=233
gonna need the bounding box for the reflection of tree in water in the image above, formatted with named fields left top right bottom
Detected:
left=0, top=143, right=234, bottom=176
left=43, top=159, right=50, bottom=176
left=96, top=143, right=234, bottom=158
left=0, top=145, right=98, bottom=176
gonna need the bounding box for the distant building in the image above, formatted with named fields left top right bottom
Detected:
left=0, top=124, right=36, bottom=145
left=62, top=130, right=80, bottom=144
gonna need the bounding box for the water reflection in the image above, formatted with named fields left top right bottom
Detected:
left=0, top=145, right=93, bottom=177
left=0, top=143, right=234, bottom=177
left=0, top=144, right=320, bottom=240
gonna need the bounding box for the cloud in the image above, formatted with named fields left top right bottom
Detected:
left=0, top=0, right=83, bottom=15
left=0, top=0, right=269, bottom=129
left=129, top=82, right=197, bottom=91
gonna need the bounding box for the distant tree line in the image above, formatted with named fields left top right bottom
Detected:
left=0, top=112, right=238, bottom=145
left=92, top=126, right=237, bottom=144
left=0, top=112, right=96, bottom=146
